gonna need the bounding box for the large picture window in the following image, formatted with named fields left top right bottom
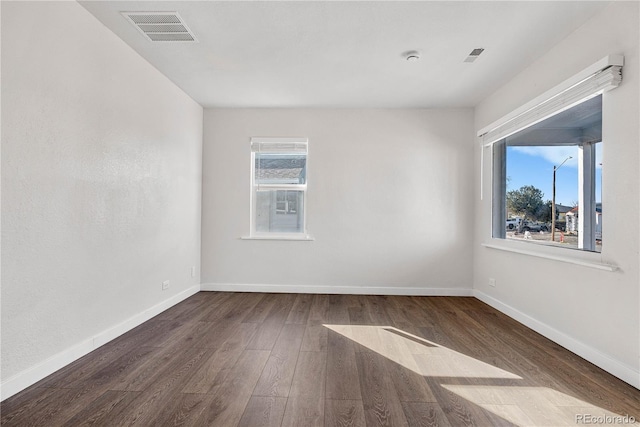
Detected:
left=480, top=56, right=622, bottom=254
left=250, top=138, right=309, bottom=238
left=492, top=96, right=602, bottom=252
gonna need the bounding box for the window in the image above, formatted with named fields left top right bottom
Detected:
left=492, top=96, right=602, bottom=252
left=250, top=138, right=309, bottom=239
left=479, top=56, right=622, bottom=253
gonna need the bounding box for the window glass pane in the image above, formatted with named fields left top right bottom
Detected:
left=255, top=154, right=306, bottom=185
left=255, top=190, right=305, bottom=233
left=498, top=95, right=602, bottom=252
left=506, top=145, right=579, bottom=247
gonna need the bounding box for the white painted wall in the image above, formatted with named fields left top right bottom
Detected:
left=202, top=109, right=474, bottom=294
left=1, top=1, right=203, bottom=397
left=474, top=2, right=639, bottom=386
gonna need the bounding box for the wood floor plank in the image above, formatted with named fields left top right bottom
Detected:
left=242, top=293, right=279, bottom=323
left=366, top=295, right=394, bottom=325
left=32, top=338, right=152, bottom=390
left=355, top=349, right=409, bottom=426
left=2, top=346, right=155, bottom=425
left=301, top=324, right=328, bottom=352
left=1, top=387, right=59, bottom=426
left=281, top=351, right=327, bottom=427
left=307, top=294, right=330, bottom=324
left=0, top=388, right=81, bottom=426
left=383, top=296, right=418, bottom=327
left=246, top=294, right=298, bottom=350
left=124, top=320, right=187, bottom=349
left=35, top=318, right=179, bottom=389
left=220, top=292, right=268, bottom=323
left=398, top=296, right=440, bottom=327
left=181, top=322, right=258, bottom=394
left=60, top=347, right=160, bottom=388
left=324, top=399, right=366, bottom=427
left=155, top=392, right=210, bottom=426
left=195, top=350, right=271, bottom=426
left=10, top=347, right=158, bottom=425
left=151, top=320, right=219, bottom=350
left=327, top=295, right=351, bottom=324
left=106, top=347, right=216, bottom=425
left=350, top=324, right=385, bottom=354
left=191, top=319, right=242, bottom=349
left=263, top=293, right=298, bottom=324
left=401, top=401, right=453, bottom=427
left=108, top=343, right=201, bottom=392
left=286, top=293, right=313, bottom=324
left=423, top=376, right=507, bottom=427
left=326, top=329, right=362, bottom=400
left=384, top=356, right=437, bottom=403
left=173, top=291, right=239, bottom=323
left=151, top=291, right=223, bottom=323
left=253, top=324, right=305, bottom=397
left=203, top=292, right=264, bottom=322
left=282, top=397, right=325, bottom=427
left=73, top=345, right=161, bottom=390
left=479, top=403, right=536, bottom=427
left=238, top=396, right=287, bottom=427
left=246, top=320, right=286, bottom=351
left=59, top=390, right=141, bottom=426
left=106, top=317, right=183, bottom=348
left=347, top=306, right=374, bottom=326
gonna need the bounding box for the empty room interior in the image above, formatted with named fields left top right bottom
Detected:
left=2, top=1, right=639, bottom=426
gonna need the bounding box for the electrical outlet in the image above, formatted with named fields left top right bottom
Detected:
left=489, top=278, right=496, bottom=287
left=191, top=266, right=196, bottom=278
left=162, top=280, right=170, bottom=290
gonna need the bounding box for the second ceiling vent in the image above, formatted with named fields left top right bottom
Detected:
left=464, top=48, right=485, bottom=63
left=122, top=12, right=197, bottom=42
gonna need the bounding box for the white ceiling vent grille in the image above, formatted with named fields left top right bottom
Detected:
left=464, top=48, right=485, bottom=63
left=122, top=12, right=197, bottom=42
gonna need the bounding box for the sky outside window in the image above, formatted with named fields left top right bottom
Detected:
left=507, top=143, right=602, bottom=207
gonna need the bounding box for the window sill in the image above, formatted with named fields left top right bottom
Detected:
left=241, top=234, right=315, bottom=241
left=482, top=242, right=617, bottom=272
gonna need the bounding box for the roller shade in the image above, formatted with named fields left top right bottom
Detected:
left=251, top=137, right=308, bottom=154
left=479, top=55, right=623, bottom=146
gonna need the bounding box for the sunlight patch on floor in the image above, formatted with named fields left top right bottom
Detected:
left=323, top=324, right=637, bottom=426
left=323, top=324, right=521, bottom=379
left=442, top=385, right=639, bottom=426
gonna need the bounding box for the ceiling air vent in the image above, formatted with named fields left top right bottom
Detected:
left=464, top=48, right=485, bottom=63
left=122, top=12, right=197, bottom=42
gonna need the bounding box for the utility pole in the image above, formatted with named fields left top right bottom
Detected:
left=551, top=156, right=572, bottom=243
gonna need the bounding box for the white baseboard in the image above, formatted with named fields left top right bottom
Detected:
left=0, top=285, right=200, bottom=401
left=200, top=282, right=473, bottom=296
left=474, top=290, right=640, bottom=389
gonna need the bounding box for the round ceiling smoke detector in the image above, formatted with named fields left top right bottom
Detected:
left=404, top=51, right=420, bottom=62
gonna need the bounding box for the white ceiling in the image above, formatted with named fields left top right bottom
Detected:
left=79, top=1, right=608, bottom=108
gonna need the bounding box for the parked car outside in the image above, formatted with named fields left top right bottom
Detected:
left=506, top=218, right=521, bottom=230
left=522, top=221, right=548, bottom=232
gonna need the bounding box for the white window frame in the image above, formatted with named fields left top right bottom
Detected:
left=246, top=137, right=313, bottom=241
left=478, top=55, right=623, bottom=270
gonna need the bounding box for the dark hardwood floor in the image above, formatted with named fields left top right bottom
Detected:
left=2, top=292, right=639, bottom=426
